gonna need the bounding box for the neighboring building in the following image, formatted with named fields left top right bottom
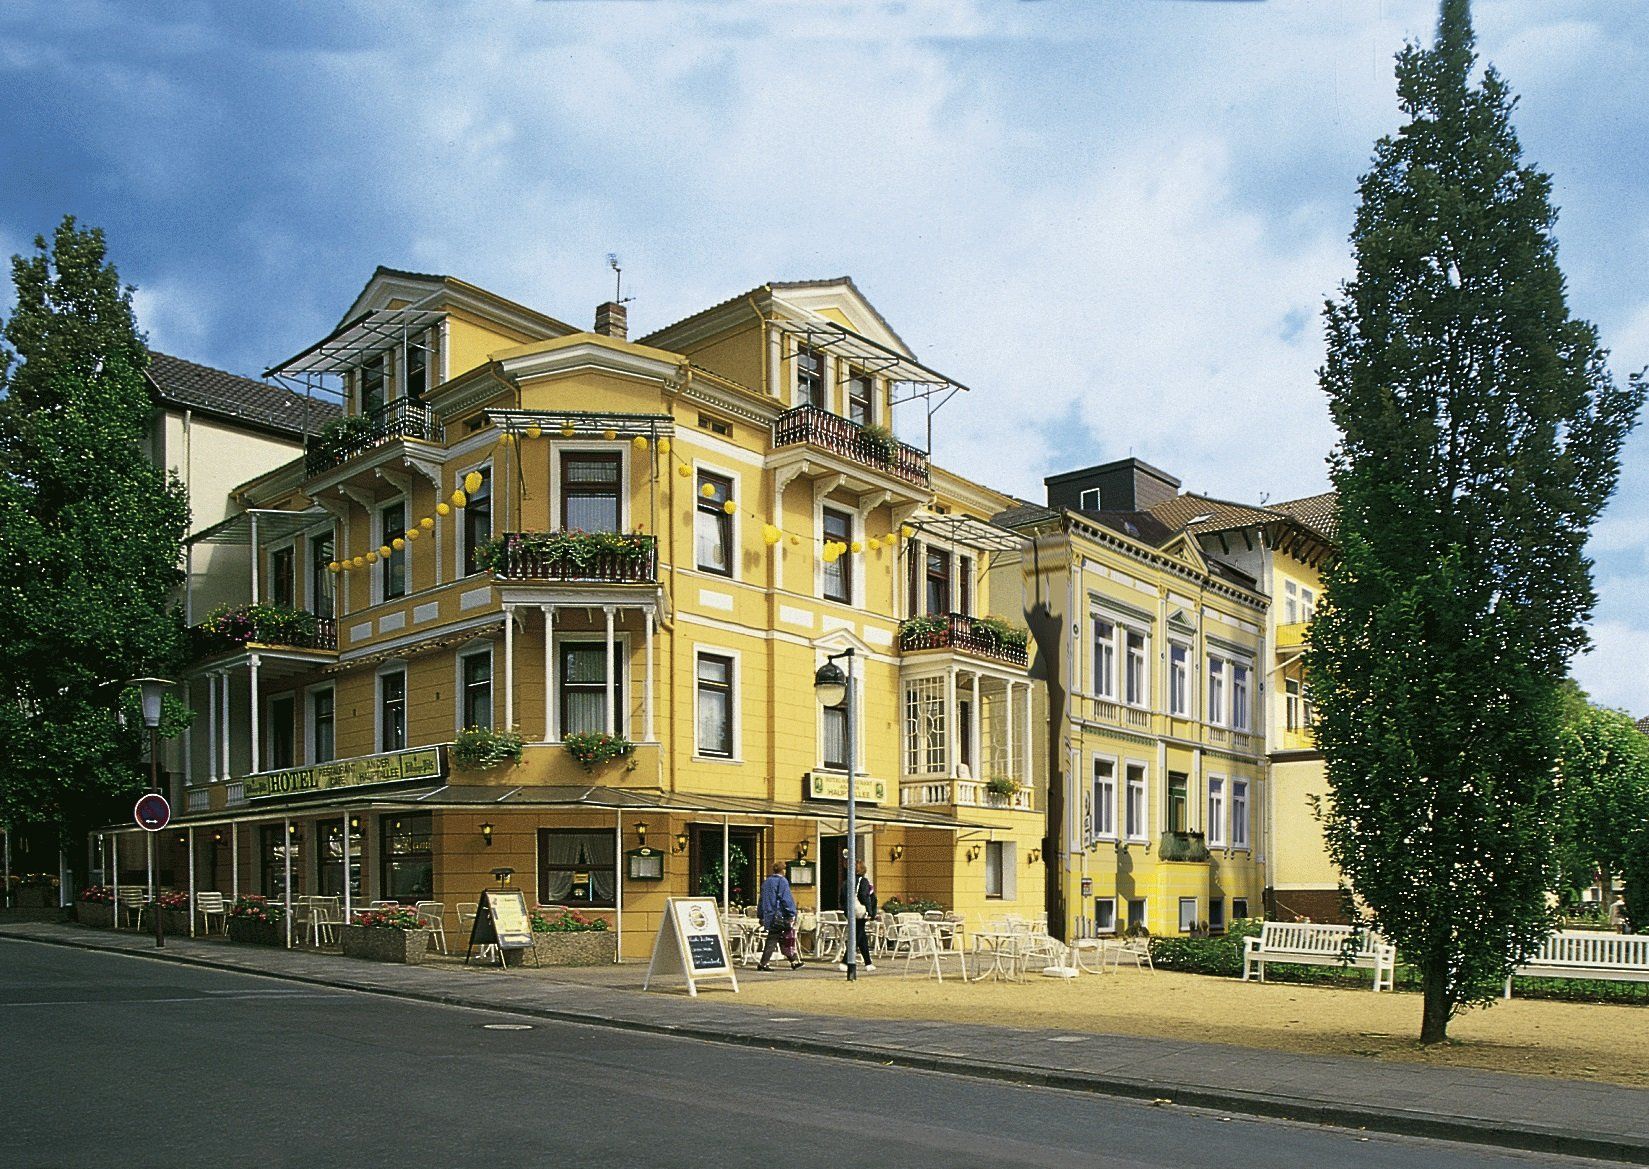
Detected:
left=1144, top=489, right=1340, bottom=922
left=101, top=270, right=1044, bottom=957
left=997, top=459, right=1271, bottom=940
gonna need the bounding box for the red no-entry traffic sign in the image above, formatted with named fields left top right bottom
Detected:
left=133, top=793, right=171, bottom=832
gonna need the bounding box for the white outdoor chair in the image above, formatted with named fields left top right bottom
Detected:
left=900, top=922, right=967, bottom=981
left=195, top=891, right=228, bottom=935
left=415, top=902, right=447, bottom=954
left=308, top=901, right=341, bottom=947
left=1109, top=933, right=1155, bottom=973
left=815, top=910, right=847, bottom=959
left=117, top=887, right=148, bottom=928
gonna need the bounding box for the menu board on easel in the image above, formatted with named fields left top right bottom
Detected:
left=464, top=888, right=537, bottom=967
left=642, top=897, right=738, bottom=997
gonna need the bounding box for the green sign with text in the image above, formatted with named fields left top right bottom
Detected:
left=803, top=772, right=886, bottom=805
left=245, top=747, right=444, bottom=799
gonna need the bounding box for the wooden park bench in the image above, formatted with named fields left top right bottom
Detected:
left=1505, top=930, right=1649, bottom=998
left=1242, top=921, right=1396, bottom=992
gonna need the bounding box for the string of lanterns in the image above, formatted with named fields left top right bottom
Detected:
left=325, top=424, right=917, bottom=575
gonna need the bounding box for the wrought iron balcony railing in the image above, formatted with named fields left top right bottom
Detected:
left=898, top=613, right=1029, bottom=668
left=305, top=398, right=444, bottom=478
left=772, top=405, right=930, bottom=487
left=487, top=531, right=658, bottom=584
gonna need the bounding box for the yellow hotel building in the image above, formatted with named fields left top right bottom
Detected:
left=104, top=268, right=1045, bottom=958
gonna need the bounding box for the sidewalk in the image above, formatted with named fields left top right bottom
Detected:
left=6, top=921, right=1646, bottom=1165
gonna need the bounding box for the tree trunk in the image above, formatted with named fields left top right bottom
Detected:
left=1420, top=962, right=1452, bottom=1044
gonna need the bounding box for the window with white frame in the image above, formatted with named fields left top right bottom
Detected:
left=1206, top=776, right=1226, bottom=846
left=1079, top=487, right=1102, bottom=511
left=1232, top=779, right=1250, bottom=849
left=463, top=467, right=492, bottom=576
left=380, top=500, right=406, bottom=599
left=984, top=840, right=1016, bottom=899
left=380, top=669, right=407, bottom=752
left=1285, top=679, right=1301, bottom=732
left=821, top=671, right=856, bottom=771
left=1206, top=654, right=1226, bottom=725
left=560, top=642, right=622, bottom=737
left=1124, top=762, right=1148, bottom=841
left=1124, top=628, right=1148, bottom=707
left=1232, top=661, right=1251, bottom=731
left=797, top=345, right=825, bottom=409
left=561, top=452, right=621, bottom=533
left=1093, top=896, right=1117, bottom=934
left=925, top=547, right=951, bottom=616
left=696, top=652, right=734, bottom=758
left=310, top=533, right=335, bottom=618
left=903, top=677, right=946, bottom=775
left=1209, top=898, right=1226, bottom=933
left=1092, top=757, right=1117, bottom=840
left=1284, top=579, right=1299, bottom=624
left=1168, top=642, right=1190, bottom=716
left=847, top=372, right=873, bottom=425
left=1092, top=617, right=1117, bottom=699
left=1179, top=897, right=1199, bottom=933
left=310, top=687, right=335, bottom=764
left=1127, top=898, right=1147, bottom=930
left=822, top=507, right=852, bottom=604
left=1300, top=586, right=1316, bottom=623
left=695, top=471, right=734, bottom=576
left=1232, top=897, right=1249, bottom=921
left=460, top=651, right=492, bottom=731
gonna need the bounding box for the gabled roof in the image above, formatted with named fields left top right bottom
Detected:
left=147, top=351, right=339, bottom=439
left=1273, top=491, right=1339, bottom=541
left=1147, top=492, right=1283, bottom=537
left=770, top=277, right=911, bottom=354
left=640, top=278, right=913, bottom=357
left=1636, top=715, right=1649, bottom=738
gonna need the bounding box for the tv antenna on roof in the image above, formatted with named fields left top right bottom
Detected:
left=606, top=254, right=634, bottom=305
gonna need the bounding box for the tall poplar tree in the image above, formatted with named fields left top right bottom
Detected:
left=1309, top=1, right=1645, bottom=1043
left=0, top=217, right=191, bottom=852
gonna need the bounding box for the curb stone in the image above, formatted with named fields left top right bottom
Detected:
left=4, top=926, right=1643, bottom=1166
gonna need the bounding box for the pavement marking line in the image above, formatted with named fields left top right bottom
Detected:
left=482, top=1023, right=534, bottom=1031
left=3, top=991, right=348, bottom=1008
left=1048, top=1036, right=1089, bottom=1043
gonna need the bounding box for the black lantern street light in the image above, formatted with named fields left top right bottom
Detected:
left=813, top=651, right=857, bottom=982
left=129, top=677, right=173, bottom=949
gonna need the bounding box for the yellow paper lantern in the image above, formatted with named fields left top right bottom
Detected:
left=405, top=529, right=419, bottom=541
left=762, top=524, right=781, bottom=546
left=420, top=517, right=435, bottom=530
left=788, top=535, right=800, bottom=546
left=378, top=545, right=392, bottom=558
left=526, top=424, right=542, bottom=440
left=699, top=482, right=716, bottom=498
left=352, top=556, right=365, bottom=569
left=658, top=437, right=672, bottom=454
left=463, top=471, right=483, bottom=494
left=822, top=549, right=840, bottom=565
left=850, top=541, right=863, bottom=554
left=632, top=435, right=649, bottom=451
left=365, top=551, right=379, bottom=564
left=450, top=490, right=467, bottom=508
left=867, top=536, right=880, bottom=551
left=602, top=428, right=616, bottom=442
left=900, top=525, right=914, bottom=539
left=561, top=425, right=575, bottom=438
left=327, top=561, right=341, bottom=573
left=722, top=499, right=737, bottom=516
left=391, top=538, right=405, bottom=551
left=436, top=503, right=451, bottom=517
left=676, top=464, right=691, bottom=478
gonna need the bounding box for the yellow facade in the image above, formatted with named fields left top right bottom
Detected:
left=167, top=271, right=1044, bottom=959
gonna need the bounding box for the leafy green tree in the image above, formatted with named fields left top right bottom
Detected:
left=0, top=217, right=191, bottom=856
left=1309, top=1, right=1646, bottom=1043
left=1553, top=705, right=1649, bottom=902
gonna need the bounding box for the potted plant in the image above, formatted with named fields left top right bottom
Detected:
left=227, top=895, right=286, bottom=945
left=76, top=885, right=115, bottom=928
left=859, top=422, right=897, bottom=461
left=561, top=731, right=635, bottom=772
left=451, top=726, right=525, bottom=771
left=158, top=890, right=193, bottom=935
left=984, top=775, right=1021, bottom=803
left=526, top=906, right=617, bottom=966
left=339, top=904, right=434, bottom=965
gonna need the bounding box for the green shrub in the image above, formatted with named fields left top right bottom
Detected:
left=1148, top=917, right=1261, bottom=976
left=882, top=898, right=945, bottom=917
left=451, top=726, right=524, bottom=771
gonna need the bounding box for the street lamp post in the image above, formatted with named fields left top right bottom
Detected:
left=130, top=677, right=173, bottom=948
left=813, top=651, right=857, bottom=982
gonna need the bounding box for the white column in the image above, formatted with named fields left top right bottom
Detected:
left=644, top=609, right=655, bottom=743
left=969, top=672, right=982, bottom=781
left=248, top=655, right=262, bottom=776
left=342, top=816, right=353, bottom=924
left=187, top=827, right=197, bottom=937
left=282, top=816, right=293, bottom=948
left=541, top=605, right=554, bottom=742
left=185, top=540, right=195, bottom=625
left=230, top=822, right=239, bottom=900
left=722, top=817, right=730, bottom=917
left=218, top=671, right=230, bottom=782
left=206, top=673, right=219, bottom=782
left=109, top=834, right=119, bottom=927
left=603, top=606, right=616, bottom=735
left=944, top=668, right=958, bottom=778
left=766, top=323, right=781, bottom=399
left=1022, top=682, right=1034, bottom=790
left=503, top=605, right=516, bottom=730
left=250, top=512, right=260, bottom=604
left=146, top=833, right=155, bottom=901
left=1004, top=679, right=1015, bottom=784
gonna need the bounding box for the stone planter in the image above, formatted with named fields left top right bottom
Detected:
left=339, top=925, right=431, bottom=965
left=16, top=886, right=55, bottom=909
left=228, top=918, right=284, bottom=946
left=78, top=902, right=115, bottom=928
left=162, top=908, right=194, bottom=936
left=527, top=930, right=618, bottom=966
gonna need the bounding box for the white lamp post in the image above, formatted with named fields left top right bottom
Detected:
left=814, top=652, right=857, bottom=982
left=128, top=677, right=173, bottom=948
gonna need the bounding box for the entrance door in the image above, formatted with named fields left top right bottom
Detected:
left=819, top=833, right=870, bottom=911
left=690, top=826, right=763, bottom=909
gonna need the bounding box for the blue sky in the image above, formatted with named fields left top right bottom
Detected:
left=3, top=0, right=1646, bottom=711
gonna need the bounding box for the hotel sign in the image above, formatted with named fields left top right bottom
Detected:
left=803, top=772, right=886, bottom=805
left=245, top=746, right=444, bottom=800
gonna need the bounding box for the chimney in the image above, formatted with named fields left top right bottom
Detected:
left=594, top=301, right=628, bottom=340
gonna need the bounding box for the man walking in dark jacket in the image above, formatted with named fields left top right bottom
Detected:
left=757, top=862, right=803, bottom=971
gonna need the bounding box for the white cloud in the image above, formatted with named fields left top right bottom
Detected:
left=1574, top=620, right=1649, bottom=715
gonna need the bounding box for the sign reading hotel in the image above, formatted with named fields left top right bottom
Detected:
left=803, top=772, right=886, bottom=805
left=245, top=746, right=444, bottom=799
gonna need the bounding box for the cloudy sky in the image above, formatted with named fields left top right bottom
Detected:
left=3, top=0, right=1646, bottom=710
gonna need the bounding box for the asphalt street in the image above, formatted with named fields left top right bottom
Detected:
left=0, top=938, right=1625, bottom=1169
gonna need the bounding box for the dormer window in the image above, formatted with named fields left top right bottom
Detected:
left=360, top=354, right=386, bottom=416
left=1079, top=487, right=1102, bottom=511
left=797, top=346, right=825, bottom=409
left=847, top=373, right=873, bottom=425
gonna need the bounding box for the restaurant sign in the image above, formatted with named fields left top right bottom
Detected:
left=803, top=772, right=886, bottom=805
left=244, top=746, right=444, bottom=800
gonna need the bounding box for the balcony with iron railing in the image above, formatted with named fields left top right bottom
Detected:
left=189, top=604, right=339, bottom=661
left=305, top=398, right=444, bottom=478
left=772, top=405, right=930, bottom=487
left=898, top=613, right=1029, bottom=669
left=481, top=531, right=658, bottom=584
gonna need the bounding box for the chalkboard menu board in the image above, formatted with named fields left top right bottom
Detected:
left=464, top=888, right=537, bottom=967
left=643, top=898, right=739, bottom=997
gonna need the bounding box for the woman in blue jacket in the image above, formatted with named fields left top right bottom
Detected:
left=756, top=862, right=804, bottom=971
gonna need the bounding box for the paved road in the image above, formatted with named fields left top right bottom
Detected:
left=0, top=939, right=1623, bottom=1169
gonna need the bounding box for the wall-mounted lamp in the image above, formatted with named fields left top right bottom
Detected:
left=798, top=838, right=810, bottom=859
left=634, top=821, right=648, bottom=848
left=479, top=821, right=494, bottom=847
left=211, top=830, right=224, bottom=845
left=288, top=823, right=298, bottom=837
left=890, top=844, right=904, bottom=862
left=349, top=815, right=361, bottom=832
left=966, top=845, right=982, bottom=863
left=490, top=866, right=514, bottom=886
left=674, top=832, right=689, bottom=854
left=175, top=832, right=187, bottom=846
left=1027, top=848, right=1042, bottom=865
